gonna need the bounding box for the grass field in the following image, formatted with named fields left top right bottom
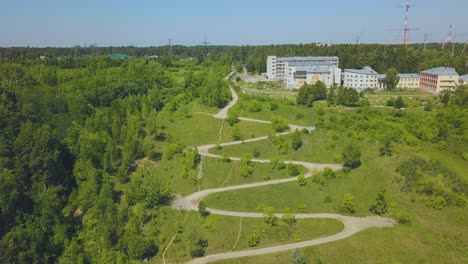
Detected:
left=211, top=129, right=349, bottom=164
left=200, top=157, right=307, bottom=190
left=152, top=211, right=343, bottom=264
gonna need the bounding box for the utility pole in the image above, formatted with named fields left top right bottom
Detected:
left=461, top=42, right=467, bottom=56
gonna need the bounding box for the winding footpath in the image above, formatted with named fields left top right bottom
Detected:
left=171, top=71, right=396, bottom=263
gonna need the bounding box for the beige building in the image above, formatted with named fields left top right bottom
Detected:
left=460, top=74, right=468, bottom=86
left=420, top=67, right=459, bottom=93
left=397, top=74, right=420, bottom=88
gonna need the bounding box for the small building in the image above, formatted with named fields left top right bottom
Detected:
left=420, top=67, right=459, bottom=93
left=460, top=74, right=468, bottom=86
left=397, top=73, right=420, bottom=89
left=107, top=54, right=128, bottom=59
left=343, top=66, right=378, bottom=91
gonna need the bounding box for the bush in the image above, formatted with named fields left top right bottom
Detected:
left=271, top=156, right=286, bottom=170
left=394, top=96, right=405, bottom=109
left=272, top=117, right=289, bottom=132
left=282, top=213, right=297, bottom=225
left=240, top=154, right=253, bottom=177
left=198, top=202, right=210, bottom=218
left=248, top=101, right=262, bottom=112
left=252, top=147, right=260, bottom=158
left=290, top=248, right=305, bottom=264
left=429, top=196, right=447, bottom=210
left=247, top=232, right=260, bottom=247
left=269, top=102, right=278, bottom=111
left=221, top=153, right=231, bottom=162
left=226, top=113, right=240, bottom=126
left=291, top=130, right=303, bottom=150
left=454, top=194, right=467, bottom=207
left=369, top=187, right=388, bottom=215
left=312, top=173, right=325, bottom=185
left=232, top=125, right=243, bottom=141
left=395, top=210, right=412, bottom=225
left=297, top=175, right=307, bottom=186
left=263, top=208, right=278, bottom=226
left=342, top=143, right=361, bottom=168
left=323, top=195, right=332, bottom=203
left=287, top=163, right=300, bottom=176
left=339, top=193, right=356, bottom=214
left=322, top=168, right=336, bottom=180
left=386, top=98, right=394, bottom=106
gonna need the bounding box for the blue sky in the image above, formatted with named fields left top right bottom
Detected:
left=1, top=0, right=467, bottom=47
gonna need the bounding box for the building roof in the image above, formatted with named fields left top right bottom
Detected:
left=377, top=74, right=387, bottom=79
left=107, top=54, right=128, bottom=59
left=289, top=61, right=333, bottom=67
left=398, top=73, right=419, bottom=78
left=344, top=66, right=378, bottom=75
left=279, top=56, right=339, bottom=61
left=421, top=67, right=458, bottom=76
left=460, top=74, right=468, bottom=82
left=294, top=65, right=332, bottom=74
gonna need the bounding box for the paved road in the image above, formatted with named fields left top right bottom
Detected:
left=171, top=72, right=396, bottom=264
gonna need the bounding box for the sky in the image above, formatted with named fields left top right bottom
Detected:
left=0, top=0, right=467, bottom=47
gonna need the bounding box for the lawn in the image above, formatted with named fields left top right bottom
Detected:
left=200, top=157, right=307, bottom=190
left=151, top=211, right=343, bottom=264
left=211, top=129, right=349, bottom=164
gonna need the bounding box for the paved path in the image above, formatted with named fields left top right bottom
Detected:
left=213, top=71, right=238, bottom=119
left=170, top=72, right=396, bottom=263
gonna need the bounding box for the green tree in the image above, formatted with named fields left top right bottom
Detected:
left=369, top=187, right=388, bottom=215
left=385, top=68, right=400, bottom=91
left=291, top=130, right=303, bottom=150
left=297, top=175, right=307, bottom=187
left=198, top=202, right=210, bottom=218
left=312, top=80, right=327, bottom=101
left=342, top=143, right=361, bottom=168
left=296, top=83, right=313, bottom=105
left=339, top=193, right=356, bottom=214
left=240, top=153, right=253, bottom=177
left=394, top=96, right=405, bottom=109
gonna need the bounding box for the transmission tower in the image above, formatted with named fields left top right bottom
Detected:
left=402, top=0, right=417, bottom=47
left=167, top=38, right=173, bottom=56
left=423, top=33, right=432, bottom=51
left=201, top=35, right=211, bottom=62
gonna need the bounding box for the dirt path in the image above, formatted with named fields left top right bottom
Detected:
left=171, top=72, right=396, bottom=263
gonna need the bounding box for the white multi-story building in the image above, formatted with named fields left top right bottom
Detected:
left=267, top=56, right=339, bottom=80
left=286, top=62, right=341, bottom=89
left=343, top=66, right=378, bottom=90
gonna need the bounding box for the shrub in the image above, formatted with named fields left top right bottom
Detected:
left=386, top=98, right=394, bottom=106
left=198, top=202, right=210, bottom=218
left=369, top=187, right=388, bottom=215
left=271, top=156, right=286, bottom=170
left=287, top=163, right=300, bottom=176
left=322, top=168, right=336, bottom=180
left=221, top=153, right=231, bottom=162
left=226, top=113, right=240, bottom=126
left=263, top=208, right=278, bottom=226
left=395, top=210, right=412, bottom=225
left=247, top=232, right=260, bottom=247
left=291, top=130, right=303, bottom=150
left=297, top=175, right=307, bottom=186
left=269, top=102, right=278, bottom=111
left=252, top=147, right=260, bottom=158
left=429, top=196, right=447, bottom=210
left=248, top=101, right=262, bottom=112
left=232, top=125, right=243, bottom=141
left=312, top=173, right=325, bottom=185
left=339, top=193, right=356, bottom=214
left=272, top=117, right=289, bottom=132
left=323, top=195, right=332, bottom=203
left=290, top=248, right=306, bottom=264
left=342, top=143, right=361, bottom=168
left=454, top=194, right=467, bottom=207
left=282, top=213, right=297, bottom=225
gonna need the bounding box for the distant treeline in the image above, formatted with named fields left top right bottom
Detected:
left=1, top=43, right=467, bottom=74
